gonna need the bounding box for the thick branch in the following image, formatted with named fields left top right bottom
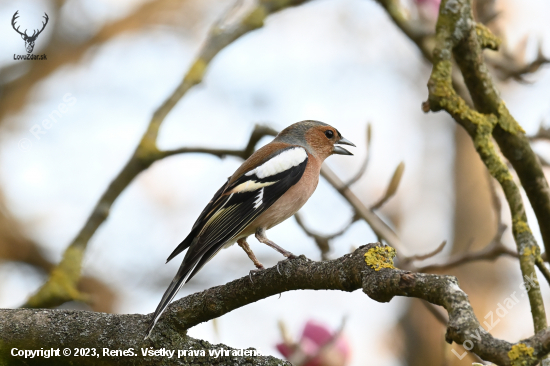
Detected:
left=426, top=0, right=547, bottom=334
left=3, top=243, right=550, bottom=366
left=447, top=4, right=550, bottom=261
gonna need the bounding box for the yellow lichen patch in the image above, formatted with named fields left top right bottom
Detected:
left=475, top=23, right=501, bottom=50
left=365, top=246, right=396, bottom=271
left=508, top=343, right=536, bottom=366
left=522, top=245, right=540, bottom=260
left=513, top=217, right=532, bottom=235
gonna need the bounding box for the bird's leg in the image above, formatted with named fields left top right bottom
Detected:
left=238, top=238, right=265, bottom=271
left=255, top=228, right=298, bottom=259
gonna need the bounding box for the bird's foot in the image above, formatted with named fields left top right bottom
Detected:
left=248, top=266, right=265, bottom=282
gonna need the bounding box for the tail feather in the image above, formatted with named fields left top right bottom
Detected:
left=147, top=240, right=228, bottom=339
left=166, top=232, right=196, bottom=264
left=145, top=258, right=200, bottom=339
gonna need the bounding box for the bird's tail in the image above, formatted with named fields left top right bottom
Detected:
left=145, top=258, right=200, bottom=339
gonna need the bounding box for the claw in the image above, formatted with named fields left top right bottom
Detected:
left=276, top=254, right=298, bottom=275
left=248, top=267, right=265, bottom=283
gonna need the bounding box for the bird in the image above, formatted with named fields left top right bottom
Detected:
left=146, top=120, right=355, bottom=337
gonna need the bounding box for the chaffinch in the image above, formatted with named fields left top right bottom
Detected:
left=146, top=120, right=355, bottom=337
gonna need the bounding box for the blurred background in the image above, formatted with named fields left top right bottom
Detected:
left=1, top=0, right=550, bottom=365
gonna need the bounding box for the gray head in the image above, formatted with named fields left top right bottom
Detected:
left=274, top=120, right=355, bottom=159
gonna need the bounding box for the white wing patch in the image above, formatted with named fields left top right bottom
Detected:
left=245, top=147, right=307, bottom=179
left=254, top=188, right=264, bottom=209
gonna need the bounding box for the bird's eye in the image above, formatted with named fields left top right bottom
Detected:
left=325, top=130, right=334, bottom=139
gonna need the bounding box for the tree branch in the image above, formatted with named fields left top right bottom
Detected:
left=3, top=243, right=550, bottom=365
left=425, top=0, right=547, bottom=334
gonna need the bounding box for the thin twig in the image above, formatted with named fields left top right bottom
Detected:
left=320, top=165, right=407, bottom=255
left=294, top=213, right=359, bottom=260
left=345, top=123, right=371, bottom=187
left=528, top=123, right=550, bottom=141
left=415, top=224, right=516, bottom=272
left=400, top=241, right=447, bottom=266
left=536, top=258, right=550, bottom=287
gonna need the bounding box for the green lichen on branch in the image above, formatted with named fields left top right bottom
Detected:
left=475, top=23, right=500, bottom=51
left=24, top=246, right=88, bottom=308
left=509, top=344, right=536, bottom=366
left=426, top=0, right=547, bottom=334
left=364, top=246, right=396, bottom=271
left=497, top=102, right=525, bottom=135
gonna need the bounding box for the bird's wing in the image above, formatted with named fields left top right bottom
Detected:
left=165, top=178, right=231, bottom=263
left=166, top=146, right=309, bottom=263
left=146, top=146, right=308, bottom=338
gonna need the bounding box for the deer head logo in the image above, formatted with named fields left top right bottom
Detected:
left=12, top=11, right=49, bottom=54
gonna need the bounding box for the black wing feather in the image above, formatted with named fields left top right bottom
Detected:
left=166, top=178, right=230, bottom=263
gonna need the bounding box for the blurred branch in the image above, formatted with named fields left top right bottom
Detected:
left=400, top=240, right=447, bottom=267
left=528, top=124, right=550, bottom=141
left=415, top=224, right=517, bottom=272
left=410, top=174, right=519, bottom=272
left=0, top=0, right=187, bottom=124
left=294, top=213, right=359, bottom=260
left=4, top=243, right=550, bottom=365
left=488, top=40, right=550, bottom=82
left=345, top=123, right=371, bottom=187
left=320, top=165, right=407, bottom=255
left=425, top=0, right=547, bottom=333
left=24, top=0, right=313, bottom=309
left=374, top=0, right=434, bottom=62
left=160, top=125, right=278, bottom=160
left=536, top=258, right=550, bottom=287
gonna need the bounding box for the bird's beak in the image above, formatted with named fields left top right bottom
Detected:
left=333, top=137, right=355, bottom=156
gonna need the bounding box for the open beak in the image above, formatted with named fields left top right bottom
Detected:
left=333, top=137, right=356, bottom=156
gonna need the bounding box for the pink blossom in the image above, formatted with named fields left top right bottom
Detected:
left=276, top=320, right=350, bottom=366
